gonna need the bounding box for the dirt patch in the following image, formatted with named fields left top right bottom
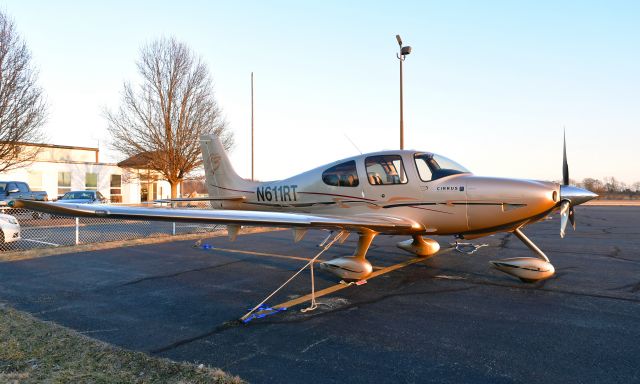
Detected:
left=0, top=304, right=243, bottom=383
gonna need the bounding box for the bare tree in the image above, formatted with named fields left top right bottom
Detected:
left=603, top=176, right=620, bottom=193
left=0, top=11, right=46, bottom=173
left=581, top=178, right=605, bottom=194
left=105, top=37, right=233, bottom=198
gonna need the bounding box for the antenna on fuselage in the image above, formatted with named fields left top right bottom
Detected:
left=344, top=134, right=362, bottom=155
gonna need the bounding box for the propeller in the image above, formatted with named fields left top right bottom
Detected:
left=559, top=130, right=594, bottom=237
left=560, top=131, right=576, bottom=238
left=560, top=130, right=575, bottom=238
left=562, top=130, right=569, bottom=185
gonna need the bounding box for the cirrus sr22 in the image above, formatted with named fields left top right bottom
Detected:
left=16, top=134, right=597, bottom=283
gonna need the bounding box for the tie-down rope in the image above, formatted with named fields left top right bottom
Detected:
left=240, top=230, right=346, bottom=322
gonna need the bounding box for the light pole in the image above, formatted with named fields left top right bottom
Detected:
left=251, top=72, right=254, bottom=181
left=396, top=35, right=412, bottom=150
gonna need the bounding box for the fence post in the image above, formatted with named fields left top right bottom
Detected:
left=75, top=217, right=79, bottom=245
left=171, top=201, right=176, bottom=235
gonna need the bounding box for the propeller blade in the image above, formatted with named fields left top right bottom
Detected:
left=560, top=200, right=570, bottom=238
left=562, top=129, right=569, bottom=185
left=569, top=206, right=576, bottom=230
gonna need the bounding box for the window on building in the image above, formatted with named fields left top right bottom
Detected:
left=58, top=172, right=71, bottom=197
left=85, top=173, right=98, bottom=190
left=28, top=171, right=43, bottom=191
left=110, top=174, right=122, bottom=203
left=365, top=155, right=408, bottom=185
left=322, top=160, right=359, bottom=187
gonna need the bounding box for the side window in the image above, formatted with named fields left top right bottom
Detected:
left=18, top=182, right=30, bottom=192
left=322, top=160, right=359, bottom=187
left=7, top=182, right=18, bottom=192
left=414, top=154, right=434, bottom=182
left=365, top=155, right=408, bottom=185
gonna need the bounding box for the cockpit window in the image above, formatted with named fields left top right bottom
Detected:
left=414, top=153, right=470, bottom=181
left=365, top=155, right=408, bottom=185
left=322, top=160, right=359, bottom=187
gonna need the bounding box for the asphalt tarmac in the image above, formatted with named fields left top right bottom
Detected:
left=0, top=206, right=638, bottom=383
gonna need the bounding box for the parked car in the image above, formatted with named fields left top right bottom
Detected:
left=0, top=181, right=48, bottom=206
left=58, top=190, right=107, bottom=204
left=0, top=213, right=20, bottom=244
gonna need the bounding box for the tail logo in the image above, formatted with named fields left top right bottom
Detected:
left=208, top=154, right=222, bottom=174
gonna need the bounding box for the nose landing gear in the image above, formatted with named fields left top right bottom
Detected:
left=490, top=228, right=555, bottom=283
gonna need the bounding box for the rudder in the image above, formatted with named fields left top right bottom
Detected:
left=200, top=134, right=253, bottom=198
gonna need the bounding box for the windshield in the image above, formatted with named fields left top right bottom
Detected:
left=414, top=153, right=470, bottom=181
left=62, top=191, right=94, bottom=200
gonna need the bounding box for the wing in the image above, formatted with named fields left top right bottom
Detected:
left=154, top=196, right=246, bottom=203
left=14, top=200, right=421, bottom=235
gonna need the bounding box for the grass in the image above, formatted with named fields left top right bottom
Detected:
left=0, top=304, right=243, bottom=384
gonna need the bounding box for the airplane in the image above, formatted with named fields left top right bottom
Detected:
left=15, top=133, right=597, bottom=283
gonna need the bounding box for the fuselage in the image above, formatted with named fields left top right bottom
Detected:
left=209, top=150, right=560, bottom=237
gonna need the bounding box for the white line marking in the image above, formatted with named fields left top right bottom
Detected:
left=22, top=238, right=60, bottom=247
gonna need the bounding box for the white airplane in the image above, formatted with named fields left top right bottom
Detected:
left=16, top=134, right=597, bottom=282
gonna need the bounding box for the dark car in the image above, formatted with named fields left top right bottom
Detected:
left=59, top=191, right=107, bottom=204
left=0, top=181, right=48, bottom=206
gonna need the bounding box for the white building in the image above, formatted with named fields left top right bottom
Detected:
left=0, top=143, right=177, bottom=203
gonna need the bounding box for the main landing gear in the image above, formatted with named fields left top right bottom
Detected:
left=320, top=233, right=441, bottom=280
left=320, top=232, right=376, bottom=280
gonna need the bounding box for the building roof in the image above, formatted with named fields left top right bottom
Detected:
left=117, top=151, right=162, bottom=170
left=0, top=141, right=99, bottom=152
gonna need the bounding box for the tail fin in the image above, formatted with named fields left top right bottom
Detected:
left=200, top=135, right=254, bottom=198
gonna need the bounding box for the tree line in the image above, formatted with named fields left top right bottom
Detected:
left=576, top=177, right=640, bottom=195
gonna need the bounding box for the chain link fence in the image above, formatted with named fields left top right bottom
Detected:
left=0, top=202, right=223, bottom=252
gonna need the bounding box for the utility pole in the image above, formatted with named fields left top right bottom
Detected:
left=396, top=35, right=412, bottom=150
left=251, top=72, right=255, bottom=181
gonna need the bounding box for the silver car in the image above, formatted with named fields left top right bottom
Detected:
left=58, top=191, right=108, bottom=204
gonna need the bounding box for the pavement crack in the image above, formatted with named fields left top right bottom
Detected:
left=607, top=281, right=640, bottom=293
left=301, top=337, right=330, bottom=353
left=258, top=286, right=478, bottom=325
left=151, top=286, right=477, bottom=353
left=149, top=320, right=243, bottom=354
left=463, top=277, right=640, bottom=303
left=501, top=247, right=640, bottom=264
left=117, top=260, right=245, bottom=288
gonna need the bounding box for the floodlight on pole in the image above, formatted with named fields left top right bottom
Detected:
left=396, top=35, right=411, bottom=150
left=251, top=72, right=254, bottom=181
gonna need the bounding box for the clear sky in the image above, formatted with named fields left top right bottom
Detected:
left=3, top=1, right=639, bottom=185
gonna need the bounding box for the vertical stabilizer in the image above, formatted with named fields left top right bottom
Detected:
left=200, top=135, right=254, bottom=198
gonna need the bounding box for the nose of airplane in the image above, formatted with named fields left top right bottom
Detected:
left=560, top=185, right=598, bottom=206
